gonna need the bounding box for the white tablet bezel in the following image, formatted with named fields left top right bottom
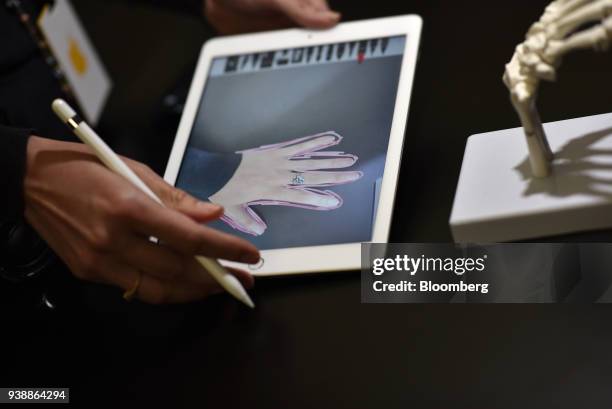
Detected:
left=164, top=15, right=422, bottom=276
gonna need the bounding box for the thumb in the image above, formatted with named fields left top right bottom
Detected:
left=275, top=0, right=340, bottom=29
left=222, top=205, right=267, bottom=236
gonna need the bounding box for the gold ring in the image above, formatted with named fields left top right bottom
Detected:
left=123, top=271, right=142, bottom=301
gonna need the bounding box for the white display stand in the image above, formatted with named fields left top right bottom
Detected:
left=450, top=113, right=612, bottom=242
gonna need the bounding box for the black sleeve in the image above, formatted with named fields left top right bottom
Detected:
left=176, top=147, right=242, bottom=201
left=128, top=0, right=204, bottom=16
left=0, top=126, right=31, bottom=223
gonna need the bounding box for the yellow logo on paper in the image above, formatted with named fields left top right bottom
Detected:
left=68, top=37, right=88, bottom=76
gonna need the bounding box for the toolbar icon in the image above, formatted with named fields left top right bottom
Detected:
left=260, top=51, right=275, bottom=68
left=336, top=43, right=346, bottom=59
left=292, top=48, right=304, bottom=63
left=224, top=56, right=238, bottom=72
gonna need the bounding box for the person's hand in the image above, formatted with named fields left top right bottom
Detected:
left=23, top=136, right=260, bottom=304
left=204, top=0, right=341, bottom=34
left=209, top=131, right=363, bottom=236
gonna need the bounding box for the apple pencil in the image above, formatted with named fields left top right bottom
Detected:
left=51, top=99, right=255, bottom=308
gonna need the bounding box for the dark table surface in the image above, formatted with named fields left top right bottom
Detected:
left=4, top=0, right=612, bottom=408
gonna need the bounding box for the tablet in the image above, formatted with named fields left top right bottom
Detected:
left=164, top=15, right=422, bottom=276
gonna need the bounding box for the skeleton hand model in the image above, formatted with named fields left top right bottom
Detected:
left=504, top=0, right=612, bottom=177
left=210, top=132, right=363, bottom=236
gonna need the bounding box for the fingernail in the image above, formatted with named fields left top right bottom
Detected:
left=244, top=277, right=255, bottom=289
left=324, top=196, right=340, bottom=207
left=241, top=252, right=260, bottom=264
left=199, top=201, right=222, bottom=211
left=346, top=173, right=362, bottom=182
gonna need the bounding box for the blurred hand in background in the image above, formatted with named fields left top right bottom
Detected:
left=205, top=0, right=341, bottom=34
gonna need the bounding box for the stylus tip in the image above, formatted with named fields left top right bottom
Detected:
left=242, top=295, right=256, bottom=309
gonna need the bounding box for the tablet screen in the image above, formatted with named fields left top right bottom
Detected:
left=176, top=35, right=406, bottom=250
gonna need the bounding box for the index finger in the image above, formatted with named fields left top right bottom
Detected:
left=280, top=132, right=341, bottom=157
left=128, top=200, right=260, bottom=264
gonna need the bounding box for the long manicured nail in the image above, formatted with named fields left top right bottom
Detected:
left=199, top=201, right=222, bottom=211
left=241, top=252, right=260, bottom=264
left=326, top=11, right=341, bottom=20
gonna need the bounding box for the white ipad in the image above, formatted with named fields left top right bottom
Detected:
left=164, top=15, right=422, bottom=276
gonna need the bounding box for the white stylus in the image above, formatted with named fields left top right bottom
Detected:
left=51, top=99, right=255, bottom=308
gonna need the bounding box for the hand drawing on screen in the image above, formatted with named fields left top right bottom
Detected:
left=209, top=131, right=363, bottom=236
